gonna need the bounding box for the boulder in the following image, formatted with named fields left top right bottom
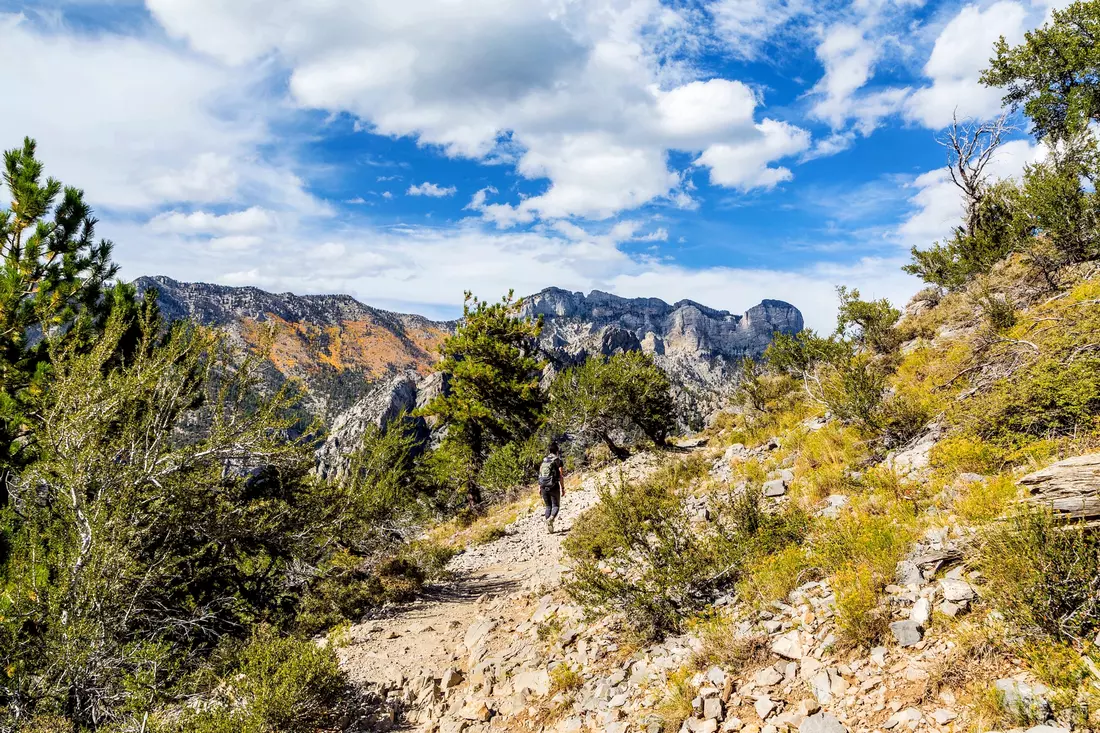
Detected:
left=995, top=679, right=1052, bottom=721
left=704, top=697, right=725, bottom=721
left=754, top=697, right=776, bottom=720
left=1019, top=453, right=1100, bottom=520
left=940, top=579, right=976, bottom=603
left=763, top=478, right=788, bottom=498
left=909, top=598, right=931, bottom=625
left=772, top=630, right=803, bottom=660
left=798, top=713, right=847, bottom=733
left=889, top=620, right=923, bottom=647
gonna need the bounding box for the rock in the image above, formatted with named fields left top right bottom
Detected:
left=704, top=697, right=725, bottom=721
left=459, top=699, right=492, bottom=722
left=798, top=713, right=847, bottom=733
left=937, top=601, right=962, bottom=618
left=464, top=619, right=497, bottom=651
left=883, top=708, right=922, bottom=729
left=909, top=598, right=931, bottom=626
left=889, top=620, right=923, bottom=647
left=754, top=666, right=784, bottom=687
left=940, top=579, right=976, bottom=602
left=722, top=718, right=743, bottom=732
left=894, top=560, right=925, bottom=587
left=512, top=669, right=551, bottom=697
left=754, top=697, right=776, bottom=720
left=772, top=630, right=803, bottom=660
left=995, top=679, right=1052, bottom=721
left=887, top=422, right=943, bottom=476
left=688, top=719, right=719, bottom=733
left=609, top=693, right=628, bottom=708
left=869, top=647, right=887, bottom=667
left=818, top=495, right=849, bottom=519
left=557, top=718, right=584, bottom=732
left=1019, top=453, right=1100, bottom=520
left=706, top=666, right=729, bottom=687
left=763, top=479, right=788, bottom=497
left=316, top=371, right=427, bottom=480
left=441, top=668, right=465, bottom=690
left=808, top=670, right=833, bottom=704
left=1024, top=727, right=1070, bottom=733
left=931, top=709, right=957, bottom=724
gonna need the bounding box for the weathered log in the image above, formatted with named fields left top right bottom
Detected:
left=1018, top=453, right=1100, bottom=520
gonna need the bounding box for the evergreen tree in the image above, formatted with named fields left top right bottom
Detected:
left=418, top=291, right=544, bottom=508
left=983, top=1, right=1100, bottom=142
left=546, top=350, right=674, bottom=458
left=0, top=137, right=131, bottom=479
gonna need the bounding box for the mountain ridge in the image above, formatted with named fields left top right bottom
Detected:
left=135, top=276, right=804, bottom=434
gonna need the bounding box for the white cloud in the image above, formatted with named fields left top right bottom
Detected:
left=696, top=120, right=811, bottom=191
left=114, top=214, right=918, bottom=332
left=810, top=23, right=910, bottom=135
left=407, top=182, right=457, bottom=197
left=904, top=1, right=1029, bottom=129
left=145, top=0, right=809, bottom=223
left=710, top=0, right=807, bottom=60
left=0, top=13, right=319, bottom=214
left=149, top=206, right=278, bottom=235
left=898, top=138, right=1045, bottom=247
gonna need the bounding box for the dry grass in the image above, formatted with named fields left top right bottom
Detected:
left=688, top=612, right=771, bottom=673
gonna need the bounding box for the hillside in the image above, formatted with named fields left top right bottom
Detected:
left=349, top=265, right=1100, bottom=733
left=135, top=276, right=455, bottom=418
left=137, top=277, right=804, bottom=453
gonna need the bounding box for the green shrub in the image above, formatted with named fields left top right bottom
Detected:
left=565, top=468, right=735, bottom=639
left=478, top=438, right=542, bottom=496
left=979, top=507, right=1100, bottom=641
left=549, top=663, right=584, bottom=694
left=160, top=628, right=357, bottom=733
left=964, top=354, right=1100, bottom=449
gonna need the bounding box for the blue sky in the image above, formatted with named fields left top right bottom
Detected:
left=1, top=0, right=1059, bottom=330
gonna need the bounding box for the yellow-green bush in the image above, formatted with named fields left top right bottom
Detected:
left=953, top=474, right=1020, bottom=522
left=549, top=663, right=584, bottom=694
left=833, top=563, right=890, bottom=647
left=979, top=507, right=1100, bottom=641
left=158, top=627, right=356, bottom=733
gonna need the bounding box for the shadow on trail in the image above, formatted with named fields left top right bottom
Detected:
left=420, top=571, right=521, bottom=605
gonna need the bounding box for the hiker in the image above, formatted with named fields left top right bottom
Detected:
left=537, top=442, right=565, bottom=534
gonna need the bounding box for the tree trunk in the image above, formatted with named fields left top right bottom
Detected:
left=600, top=432, right=629, bottom=460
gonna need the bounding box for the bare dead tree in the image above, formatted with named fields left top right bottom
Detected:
left=938, top=111, right=1015, bottom=236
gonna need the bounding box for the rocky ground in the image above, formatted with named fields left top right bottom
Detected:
left=340, top=452, right=665, bottom=729
left=342, top=435, right=1092, bottom=733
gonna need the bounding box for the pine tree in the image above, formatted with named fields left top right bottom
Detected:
left=0, top=137, right=129, bottom=479
left=418, top=291, right=544, bottom=508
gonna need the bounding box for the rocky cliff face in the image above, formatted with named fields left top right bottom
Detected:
left=138, top=277, right=803, bottom=468
left=136, top=276, right=454, bottom=419
left=521, top=288, right=804, bottom=427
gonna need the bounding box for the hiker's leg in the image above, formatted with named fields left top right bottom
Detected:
left=542, top=489, right=553, bottom=519
left=549, top=488, right=560, bottom=519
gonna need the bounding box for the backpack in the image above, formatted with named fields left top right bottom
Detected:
left=538, top=454, right=558, bottom=490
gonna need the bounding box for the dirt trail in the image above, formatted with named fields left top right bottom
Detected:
left=338, top=452, right=664, bottom=691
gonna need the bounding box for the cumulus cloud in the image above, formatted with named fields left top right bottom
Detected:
left=145, top=0, right=809, bottom=223
left=0, top=13, right=320, bottom=215
left=904, top=1, right=1029, bottom=128
left=149, top=206, right=278, bottom=235
left=114, top=214, right=918, bottom=332
left=898, top=138, right=1045, bottom=247
left=407, top=182, right=457, bottom=197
